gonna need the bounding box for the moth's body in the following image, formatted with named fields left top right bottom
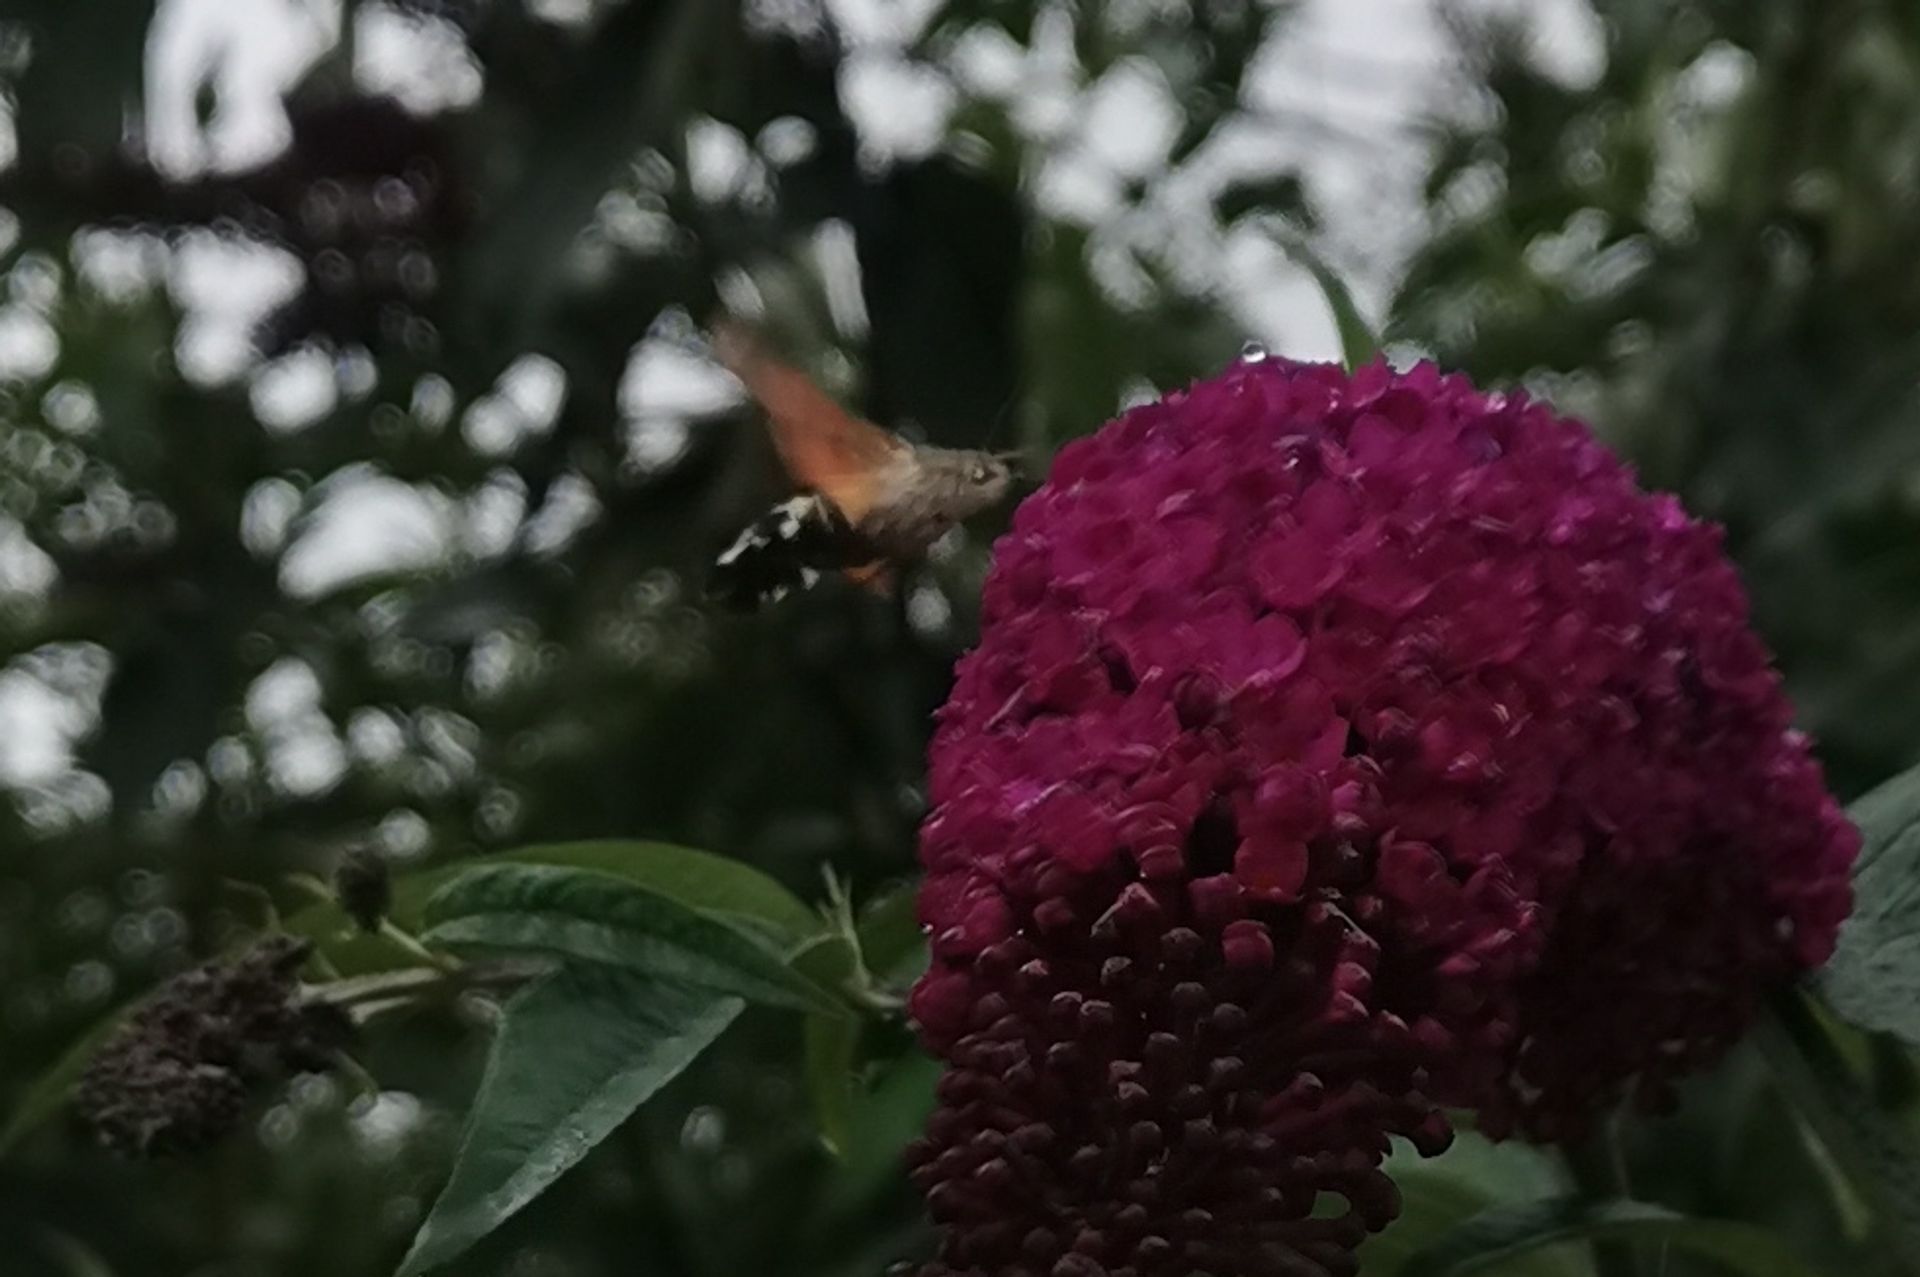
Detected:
left=853, top=444, right=1011, bottom=556
left=708, top=323, right=1014, bottom=609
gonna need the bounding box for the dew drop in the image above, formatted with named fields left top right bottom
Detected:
left=1238, top=340, right=1270, bottom=363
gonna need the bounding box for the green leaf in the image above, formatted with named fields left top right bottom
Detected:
left=0, top=1003, right=134, bottom=1158
left=1818, top=761, right=1920, bottom=1045
left=811, top=1050, right=943, bottom=1226
left=1361, top=1130, right=1585, bottom=1277
left=794, top=913, right=861, bottom=1157
left=484, top=843, right=820, bottom=945
left=790, top=930, right=860, bottom=995
left=797, top=879, right=927, bottom=1153
left=419, top=864, right=847, bottom=1016
left=855, top=882, right=928, bottom=992
left=397, top=966, right=741, bottom=1276
left=1261, top=220, right=1382, bottom=370
left=1756, top=989, right=1920, bottom=1269
left=288, top=841, right=822, bottom=973
left=804, top=1012, right=859, bottom=1158
left=1401, top=1196, right=1826, bottom=1277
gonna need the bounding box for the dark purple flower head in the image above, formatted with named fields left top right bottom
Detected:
left=904, top=356, right=1856, bottom=1276
left=75, top=936, right=350, bottom=1158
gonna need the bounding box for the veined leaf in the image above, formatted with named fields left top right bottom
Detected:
left=1401, top=1196, right=1825, bottom=1277
left=1757, top=989, right=1920, bottom=1270
left=397, top=966, right=741, bottom=1275
left=288, top=840, right=822, bottom=973
left=1818, top=761, right=1920, bottom=1046
left=1361, top=1129, right=1584, bottom=1277
left=419, top=864, right=847, bottom=1016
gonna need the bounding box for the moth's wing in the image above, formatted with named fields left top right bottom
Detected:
left=709, top=494, right=854, bottom=610
left=714, top=323, right=905, bottom=524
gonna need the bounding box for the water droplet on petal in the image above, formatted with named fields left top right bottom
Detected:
left=1239, top=340, right=1270, bottom=363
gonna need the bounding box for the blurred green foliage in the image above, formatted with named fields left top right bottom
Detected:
left=1392, top=0, right=1920, bottom=795
left=1, top=1, right=1919, bottom=1275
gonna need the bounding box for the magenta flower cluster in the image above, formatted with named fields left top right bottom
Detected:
left=901, top=356, right=1856, bottom=1277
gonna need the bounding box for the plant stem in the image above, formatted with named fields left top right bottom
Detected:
left=303, top=958, right=545, bottom=1024
left=284, top=869, right=457, bottom=970
left=1563, top=1108, right=1641, bottom=1277
left=849, top=985, right=905, bottom=1015
left=332, top=1049, right=381, bottom=1101
left=306, top=946, right=342, bottom=982
left=378, top=917, right=459, bottom=971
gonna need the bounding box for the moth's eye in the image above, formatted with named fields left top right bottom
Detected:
left=971, top=463, right=992, bottom=484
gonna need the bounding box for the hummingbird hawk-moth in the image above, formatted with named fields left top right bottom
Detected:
left=708, top=323, right=1016, bottom=609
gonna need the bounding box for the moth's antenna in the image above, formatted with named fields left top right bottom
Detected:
left=977, top=386, right=1024, bottom=462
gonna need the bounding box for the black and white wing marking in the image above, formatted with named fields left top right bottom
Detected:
left=708, top=493, right=869, bottom=610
